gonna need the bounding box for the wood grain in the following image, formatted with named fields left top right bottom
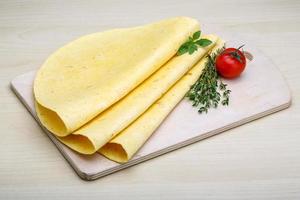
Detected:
left=1, top=0, right=300, bottom=199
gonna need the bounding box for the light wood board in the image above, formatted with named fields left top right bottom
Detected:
left=10, top=37, right=291, bottom=180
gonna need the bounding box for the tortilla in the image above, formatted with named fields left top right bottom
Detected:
left=99, top=39, right=225, bottom=163
left=56, top=35, right=218, bottom=154
left=34, top=17, right=200, bottom=136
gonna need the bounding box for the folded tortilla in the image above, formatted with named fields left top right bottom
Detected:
left=56, top=35, right=218, bottom=154
left=99, top=39, right=225, bottom=163
left=34, top=17, right=200, bottom=136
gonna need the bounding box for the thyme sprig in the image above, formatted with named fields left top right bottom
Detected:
left=185, top=47, right=231, bottom=114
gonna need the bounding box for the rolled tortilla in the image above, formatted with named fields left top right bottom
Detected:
left=56, top=35, right=218, bottom=154
left=99, top=39, right=225, bottom=163
left=34, top=17, right=200, bottom=136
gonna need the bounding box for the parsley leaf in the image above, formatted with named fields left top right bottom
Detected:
left=192, top=31, right=201, bottom=40
left=195, top=39, right=212, bottom=47
left=177, top=31, right=212, bottom=56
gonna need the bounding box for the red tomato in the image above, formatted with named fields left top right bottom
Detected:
left=215, top=46, right=246, bottom=78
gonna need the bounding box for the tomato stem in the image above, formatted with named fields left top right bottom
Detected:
left=237, top=44, right=245, bottom=50
left=230, top=44, right=245, bottom=63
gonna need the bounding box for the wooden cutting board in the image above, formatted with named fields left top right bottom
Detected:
left=10, top=33, right=291, bottom=181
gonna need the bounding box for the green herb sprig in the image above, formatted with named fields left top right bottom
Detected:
left=185, top=47, right=231, bottom=114
left=177, top=31, right=212, bottom=56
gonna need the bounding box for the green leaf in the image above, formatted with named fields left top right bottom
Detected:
left=196, top=39, right=212, bottom=47
left=177, top=43, right=189, bottom=55
left=188, top=44, right=198, bottom=54
left=192, top=31, right=201, bottom=40
left=219, top=82, right=226, bottom=90
left=177, top=31, right=204, bottom=56
left=177, top=49, right=187, bottom=56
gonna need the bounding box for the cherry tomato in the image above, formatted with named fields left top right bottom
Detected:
left=215, top=46, right=246, bottom=78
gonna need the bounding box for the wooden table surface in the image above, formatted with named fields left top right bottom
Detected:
left=1, top=0, right=300, bottom=199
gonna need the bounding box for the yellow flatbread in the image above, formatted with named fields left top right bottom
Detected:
left=34, top=17, right=200, bottom=136
left=57, top=35, right=218, bottom=154
left=99, top=39, right=225, bottom=163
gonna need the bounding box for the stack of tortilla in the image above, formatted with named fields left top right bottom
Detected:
left=34, top=16, right=225, bottom=163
